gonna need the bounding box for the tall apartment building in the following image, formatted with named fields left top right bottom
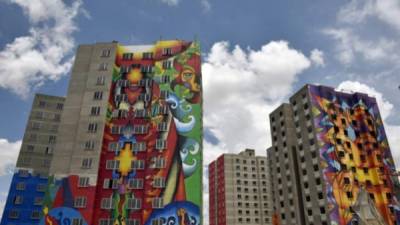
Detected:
left=1, top=94, right=65, bottom=225
left=1, top=40, right=203, bottom=225
left=209, top=149, right=271, bottom=225
left=268, top=84, right=400, bottom=225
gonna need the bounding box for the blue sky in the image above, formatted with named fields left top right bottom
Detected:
left=0, top=0, right=399, bottom=221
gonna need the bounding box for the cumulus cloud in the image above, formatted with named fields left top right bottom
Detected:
left=0, top=0, right=84, bottom=98
left=310, top=49, right=325, bottom=67
left=0, top=139, right=21, bottom=176
left=323, top=28, right=398, bottom=65
left=337, top=81, right=400, bottom=167
left=202, top=40, right=312, bottom=224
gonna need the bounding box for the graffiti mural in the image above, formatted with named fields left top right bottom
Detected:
left=309, top=85, right=400, bottom=225
left=92, top=40, right=202, bottom=225
left=37, top=40, right=202, bottom=225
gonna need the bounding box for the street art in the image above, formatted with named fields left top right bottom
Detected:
left=96, top=40, right=202, bottom=225
left=38, top=40, right=202, bottom=225
left=309, top=85, right=400, bottom=225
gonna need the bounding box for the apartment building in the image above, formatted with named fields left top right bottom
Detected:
left=209, top=149, right=271, bottom=225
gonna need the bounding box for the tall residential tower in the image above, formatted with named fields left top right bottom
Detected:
left=268, top=84, right=400, bottom=225
left=1, top=40, right=203, bottom=225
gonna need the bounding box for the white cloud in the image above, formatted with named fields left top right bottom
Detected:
left=0, top=139, right=21, bottom=176
left=160, top=0, right=179, bottom=6
left=323, top=28, right=398, bottom=65
left=200, top=0, right=211, bottom=12
left=310, top=49, right=325, bottom=67
left=202, top=40, right=311, bottom=224
left=337, top=81, right=400, bottom=167
left=0, top=0, right=84, bottom=98
left=338, top=0, right=400, bottom=31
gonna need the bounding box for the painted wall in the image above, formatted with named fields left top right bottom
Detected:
left=309, top=85, right=400, bottom=225
left=0, top=171, right=48, bottom=225
left=39, top=40, right=202, bottom=225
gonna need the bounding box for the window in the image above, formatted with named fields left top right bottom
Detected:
left=153, top=177, right=166, bottom=188
left=18, top=169, right=29, bottom=177
left=78, top=177, right=90, bottom=187
left=152, top=157, right=166, bottom=169
left=162, top=60, right=173, bottom=69
left=157, top=122, right=168, bottom=132
left=13, top=195, right=23, bottom=205
left=99, top=63, right=108, bottom=71
left=72, top=218, right=84, bottom=225
left=84, top=140, right=95, bottom=150
left=131, top=160, right=145, bottom=170
left=16, top=182, right=26, bottom=191
left=99, top=219, right=114, bottom=225
left=126, top=219, right=140, bottom=225
left=141, top=65, right=154, bottom=73
left=8, top=210, right=19, bottom=219
left=97, top=76, right=105, bottom=85
left=128, top=178, right=144, bottom=189
left=74, top=196, right=87, bottom=208
left=155, top=139, right=167, bottom=150
left=152, top=218, right=164, bottom=225
left=160, top=90, right=169, bottom=99
left=110, top=125, right=123, bottom=134
left=101, top=49, right=111, bottom=57
left=122, top=53, right=133, bottom=60
left=32, top=122, right=41, bottom=130
left=31, top=210, right=41, bottom=219
left=120, top=65, right=131, bottom=74
left=114, top=94, right=128, bottom=103
left=346, top=191, right=353, bottom=199
left=37, top=183, right=46, bottom=192
left=34, top=197, right=43, bottom=205
left=88, top=123, right=98, bottom=133
left=39, top=101, right=46, bottom=108
left=152, top=197, right=164, bottom=208
left=139, top=79, right=152, bottom=87
left=133, top=125, right=149, bottom=134
left=160, top=75, right=170, bottom=84
left=101, top=197, right=114, bottom=209
left=134, top=109, right=147, bottom=118
left=48, top=135, right=56, bottom=144
left=81, top=158, right=93, bottom=169
left=132, top=142, right=146, bottom=152
left=162, top=48, right=172, bottom=56
left=106, top=160, right=120, bottom=170
left=142, top=52, right=153, bottom=59
left=108, top=142, right=120, bottom=152
left=127, top=198, right=141, bottom=209
left=94, top=91, right=103, bottom=100
left=91, top=106, right=101, bottom=116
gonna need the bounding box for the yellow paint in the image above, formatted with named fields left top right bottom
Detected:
left=127, top=69, right=142, bottom=83
left=115, top=143, right=135, bottom=176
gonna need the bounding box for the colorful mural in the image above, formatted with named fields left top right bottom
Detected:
left=95, top=40, right=202, bottom=225
left=309, top=85, right=400, bottom=225
left=36, top=40, right=202, bottom=225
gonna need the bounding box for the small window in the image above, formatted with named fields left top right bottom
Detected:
left=106, top=160, right=120, bottom=170
left=90, top=106, right=101, bottom=116
left=13, top=195, right=23, bottom=205
left=81, top=158, right=93, bottom=169
left=84, top=140, right=95, bottom=150
left=128, top=178, right=144, bottom=189
left=72, top=218, right=84, bottom=225
left=127, top=198, right=142, bottom=209
left=97, top=76, right=105, bottom=85
left=94, top=91, right=103, bottom=100
left=16, top=182, right=26, bottom=191
left=152, top=197, right=164, bottom=209
left=122, top=53, right=133, bottom=60
left=131, top=160, right=145, bottom=170
left=74, top=196, right=87, bottom=208
left=142, top=52, right=153, bottom=59
left=101, top=197, right=114, bottom=209
left=78, top=177, right=90, bottom=187
left=162, top=48, right=172, bottom=56
left=88, top=123, right=98, bottom=133
left=99, top=63, right=108, bottom=71
left=101, top=49, right=111, bottom=57
left=31, top=210, right=41, bottom=220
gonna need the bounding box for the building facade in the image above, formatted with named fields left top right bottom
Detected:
left=1, top=94, right=65, bottom=225
left=209, top=149, right=271, bottom=225
left=268, top=84, right=400, bottom=225
left=1, top=40, right=203, bottom=225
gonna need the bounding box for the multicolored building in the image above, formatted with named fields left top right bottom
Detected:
left=268, top=84, right=400, bottom=225
left=1, top=40, right=203, bottom=225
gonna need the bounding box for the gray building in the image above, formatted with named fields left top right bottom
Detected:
left=16, top=93, right=65, bottom=175
left=268, top=84, right=399, bottom=225
left=209, top=149, right=272, bottom=225
left=49, top=42, right=117, bottom=185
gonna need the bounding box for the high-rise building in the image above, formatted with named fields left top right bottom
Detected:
left=209, top=149, right=271, bottom=225
left=268, top=84, right=400, bottom=225
left=1, top=40, right=203, bottom=225
left=1, top=94, right=65, bottom=225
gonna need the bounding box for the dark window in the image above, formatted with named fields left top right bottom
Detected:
left=346, top=192, right=353, bottom=199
